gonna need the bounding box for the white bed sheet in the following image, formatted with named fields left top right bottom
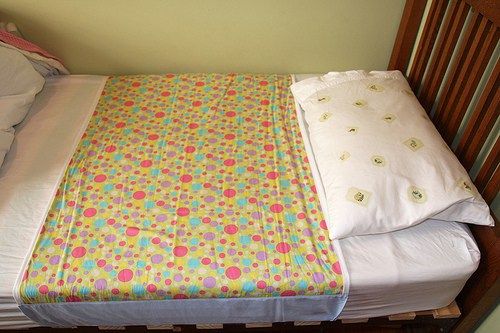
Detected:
left=0, top=75, right=480, bottom=329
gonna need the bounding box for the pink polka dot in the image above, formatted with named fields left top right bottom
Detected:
left=264, top=144, right=274, bottom=151
left=126, top=227, right=140, bottom=236
left=227, top=90, right=236, bottom=95
left=176, top=207, right=190, bottom=216
left=276, top=242, right=291, bottom=254
left=223, top=189, right=236, bottom=198
left=173, top=246, right=188, bottom=257
left=124, top=101, right=134, bottom=106
left=281, top=290, right=296, bottom=296
left=141, top=160, right=153, bottom=167
left=225, top=266, right=241, bottom=280
left=259, top=80, right=268, bottom=86
left=39, top=285, right=49, bottom=294
left=155, top=112, right=165, bottom=118
left=118, top=269, right=133, bottom=282
left=306, top=254, right=316, bottom=262
left=225, top=134, right=235, bottom=140
left=97, top=259, right=106, bottom=267
left=193, top=101, right=202, bottom=107
left=332, top=261, right=342, bottom=274
left=133, top=191, right=146, bottom=200
left=226, top=111, right=236, bottom=117
left=270, top=203, right=283, bottom=213
left=320, top=220, right=328, bottom=230
left=195, top=81, right=205, bottom=87
left=115, top=122, right=125, bottom=128
left=224, top=159, right=235, bottom=166
left=161, top=91, right=170, bottom=97
left=147, top=284, right=157, bottom=292
left=71, top=246, right=86, bottom=258
left=267, top=171, right=278, bottom=179
left=105, top=145, right=116, bottom=153
left=180, top=174, right=193, bottom=183
left=257, top=280, right=267, bottom=289
left=174, top=294, right=188, bottom=299
left=94, top=174, right=107, bottom=182
left=262, top=121, right=272, bottom=127
left=83, top=208, right=97, bottom=217
left=189, top=123, right=199, bottom=129
left=185, top=146, right=196, bottom=153
left=261, top=99, right=270, bottom=105
left=224, top=224, right=238, bottom=234
left=148, top=134, right=159, bottom=140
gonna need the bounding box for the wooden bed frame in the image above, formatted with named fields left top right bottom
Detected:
left=20, top=0, right=498, bottom=332
left=389, top=0, right=499, bottom=332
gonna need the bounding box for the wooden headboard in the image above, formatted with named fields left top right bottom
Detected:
left=388, top=0, right=499, bottom=331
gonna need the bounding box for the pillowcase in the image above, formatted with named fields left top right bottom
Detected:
left=291, top=70, right=494, bottom=239
left=0, top=46, right=45, bottom=167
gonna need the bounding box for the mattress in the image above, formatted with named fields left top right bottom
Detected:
left=0, top=75, right=480, bottom=329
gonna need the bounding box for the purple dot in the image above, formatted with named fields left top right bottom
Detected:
left=156, top=214, right=167, bottom=222
left=105, top=235, right=116, bottom=242
left=203, top=277, right=216, bottom=288
left=95, top=279, right=107, bottom=290
left=204, top=232, right=215, bottom=240
left=174, top=274, right=183, bottom=282
left=302, top=228, right=313, bottom=237
left=49, top=255, right=61, bottom=265
left=67, top=275, right=76, bottom=283
left=256, top=251, right=267, bottom=261
left=204, top=196, right=215, bottom=203
left=151, top=254, right=163, bottom=264
left=313, top=272, right=325, bottom=283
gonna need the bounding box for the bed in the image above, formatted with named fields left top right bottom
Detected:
left=0, top=0, right=498, bottom=332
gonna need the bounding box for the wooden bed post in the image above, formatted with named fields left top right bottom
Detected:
left=387, top=0, right=428, bottom=73
left=390, top=1, right=499, bottom=332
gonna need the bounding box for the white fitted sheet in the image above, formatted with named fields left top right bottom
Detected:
left=0, top=75, right=480, bottom=329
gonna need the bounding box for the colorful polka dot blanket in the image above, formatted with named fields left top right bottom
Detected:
left=19, top=74, right=345, bottom=304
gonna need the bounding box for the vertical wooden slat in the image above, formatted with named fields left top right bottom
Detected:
left=432, top=12, right=498, bottom=144
left=408, top=0, right=448, bottom=91
left=475, top=138, right=500, bottom=194
left=418, top=0, right=470, bottom=111
left=388, top=0, right=428, bottom=72
left=456, top=60, right=500, bottom=170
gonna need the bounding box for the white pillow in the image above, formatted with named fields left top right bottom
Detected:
left=0, top=46, right=44, bottom=166
left=291, top=70, right=494, bottom=239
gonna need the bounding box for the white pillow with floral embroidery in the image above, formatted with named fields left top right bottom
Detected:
left=291, top=70, right=494, bottom=239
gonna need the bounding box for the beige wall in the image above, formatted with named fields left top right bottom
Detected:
left=0, top=0, right=405, bottom=74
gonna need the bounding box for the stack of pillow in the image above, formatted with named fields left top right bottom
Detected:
left=0, top=46, right=44, bottom=167
left=0, top=25, right=67, bottom=168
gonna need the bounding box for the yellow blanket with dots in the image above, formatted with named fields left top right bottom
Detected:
left=19, top=74, right=344, bottom=303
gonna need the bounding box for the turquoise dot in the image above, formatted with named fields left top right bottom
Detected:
left=298, top=280, right=308, bottom=289
left=240, top=235, right=251, bottom=245
left=290, top=235, right=299, bottom=243
left=236, top=140, right=245, bottom=146
left=143, top=220, right=152, bottom=227
left=151, top=169, right=160, bottom=176
left=139, top=237, right=149, bottom=247
left=133, top=285, right=145, bottom=296
left=239, top=217, right=248, bottom=224
left=285, top=213, right=296, bottom=223
left=24, top=285, right=38, bottom=298
left=236, top=166, right=246, bottom=174
left=188, top=258, right=200, bottom=269
left=83, top=260, right=95, bottom=270
left=236, top=198, right=247, bottom=206
left=191, top=183, right=202, bottom=191
left=144, top=201, right=155, bottom=209
left=114, top=154, right=123, bottom=161
left=136, top=260, right=146, bottom=268
left=217, top=268, right=225, bottom=275
left=195, top=154, right=204, bottom=161
left=163, top=118, right=172, bottom=125
left=90, top=239, right=99, bottom=247
left=99, top=201, right=108, bottom=208
left=55, top=201, right=63, bottom=209
left=187, top=285, right=200, bottom=294
left=189, top=238, right=200, bottom=246
left=189, top=217, right=201, bottom=227
left=293, top=255, right=305, bottom=265
left=242, top=281, right=255, bottom=292
left=80, top=286, right=91, bottom=295
left=242, top=258, right=252, bottom=266
left=104, top=184, right=114, bottom=191
left=33, top=262, right=43, bottom=270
